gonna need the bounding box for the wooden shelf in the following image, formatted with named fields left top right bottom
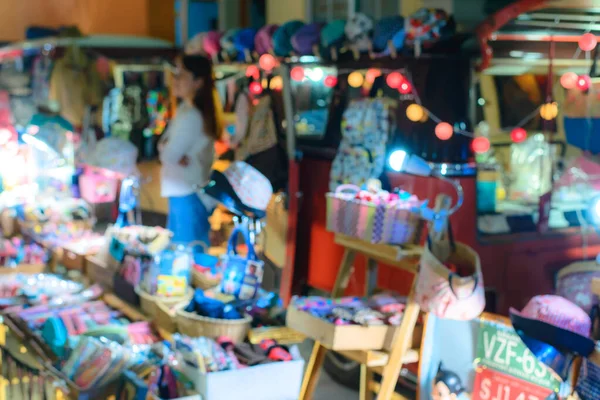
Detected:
left=336, top=348, right=419, bottom=370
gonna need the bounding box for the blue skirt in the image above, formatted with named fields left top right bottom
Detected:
left=168, top=194, right=212, bottom=247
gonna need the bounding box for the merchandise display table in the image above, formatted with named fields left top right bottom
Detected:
left=300, top=234, right=422, bottom=400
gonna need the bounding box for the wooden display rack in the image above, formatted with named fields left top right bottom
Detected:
left=299, top=233, right=423, bottom=400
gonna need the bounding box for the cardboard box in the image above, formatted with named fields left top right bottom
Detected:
left=184, top=358, right=304, bottom=400
left=286, top=306, right=389, bottom=351
left=86, top=256, right=117, bottom=290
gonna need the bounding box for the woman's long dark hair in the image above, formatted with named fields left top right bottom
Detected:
left=181, top=54, right=223, bottom=141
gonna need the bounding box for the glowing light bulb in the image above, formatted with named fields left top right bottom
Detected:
left=249, top=81, right=263, bottom=95
left=388, top=150, right=407, bottom=172
left=290, top=66, right=305, bottom=82
left=386, top=72, right=404, bottom=89
left=435, top=122, right=453, bottom=140
left=348, top=71, right=365, bottom=88
left=406, top=104, right=425, bottom=122
left=472, top=137, right=490, bottom=154
left=579, top=33, right=598, bottom=52
left=324, top=75, right=338, bottom=88
left=510, top=127, right=527, bottom=143
left=540, top=102, right=558, bottom=121
left=576, top=74, right=591, bottom=91
left=366, top=68, right=382, bottom=83
left=269, top=76, right=283, bottom=90
left=308, top=67, right=324, bottom=82
left=398, top=81, right=412, bottom=94
left=560, top=72, right=578, bottom=89
left=259, top=54, right=277, bottom=71
left=246, top=65, right=260, bottom=80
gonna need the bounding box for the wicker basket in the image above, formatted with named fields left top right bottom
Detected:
left=191, top=268, right=222, bottom=290
left=175, top=306, right=252, bottom=343
left=154, top=300, right=184, bottom=333
left=136, top=287, right=194, bottom=319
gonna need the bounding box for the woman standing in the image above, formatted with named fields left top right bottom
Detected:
left=159, top=55, right=222, bottom=245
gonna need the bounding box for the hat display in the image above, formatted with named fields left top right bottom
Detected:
left=255, top=24, right=279, bottom=55
left=220, top=29, right=241, bottom=60
left=372, top=15, right=404, bottom=52
left=291, top=23, right=323, bottom=56
left=272, top=20, right=305, bottom=57
left=321, top=19, right=346, bottom=50
left=510, top=295, right=596, bottom=380
left=233, top=28, right=258, bottom=61
left=345, top=13, right=374, bottom=51
left=203, top=31, right=223, bottom=59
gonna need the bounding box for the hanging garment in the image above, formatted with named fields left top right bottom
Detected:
left=372, top=16, right=405, bottom=53
left=405, top=8, right=454, bottom=48
left=102, top=85, right=148, bottom=143
left=235, top=94, right=278, bottom=161
left=329, top=98, right=392, bottom=191
left=255, top=24, right=279, bottom=55
left=48, top=53, right=103, bottom=127
left=291, top=23, right=323, bottom=56
left=273, top=21, right=305, bottom=57
left=31, top=55, right=54, bottom=107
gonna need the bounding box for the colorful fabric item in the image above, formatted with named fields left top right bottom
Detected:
left=576, top=358, right=600, bottom=400
left=220, top=29, right=240, bottom=60
left=321, top=20, right=346, bottom=50
left=345, top=13, right=374, bottom=51
left=221, top=161, right=273, bottom=212
left=235, top=94, right=278, bottom=161
left=373, top=16, right=405, bottom=52
left=556, top=262, right=600, bottom=315
left=203, top=31, right=223, bottom=58
left=255, top=24, right=279, bottom=55
left=220, top=226, right=264, bottom=300
left=31, top=56, right=53, bottom=107
left=233, top=28, right=258, bottom=61
left=185, top=32, right=208, bottom=56
left=511, top=295, right=592, bottom=337
left=329, top=98, right=391, bottom=191
left=415, top=242, right=485, bottom=320
left=273, top=20, right=305, bottom=57
left=406, top=8, right=452, bottom=46
left=291, top=23, right=323, bottom=56
left=168, top=193, right=212, bottom=246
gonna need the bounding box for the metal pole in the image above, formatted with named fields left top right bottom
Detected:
left=180, top=0, right=189, bottom=45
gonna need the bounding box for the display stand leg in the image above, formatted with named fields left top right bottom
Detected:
left=331, top=249, right=356, bottom=298
left=299, top=341, right=328, bottom=400
left=360, top=364, right=374, bottom=400
left=365, top=258, right=378, bottom=296
left=377, top=280, right=420, bottom=400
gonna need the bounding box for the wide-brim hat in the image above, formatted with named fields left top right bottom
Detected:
left=510, top=295, right=595, bottom=379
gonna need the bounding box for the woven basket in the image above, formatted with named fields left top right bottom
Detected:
left=135, top=287, right=194, bottom=319
left=191, top=268, right=222, bottom=290
left=175, top=306, right=252, bottom=343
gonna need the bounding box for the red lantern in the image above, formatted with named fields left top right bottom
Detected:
left=576, top=74, right=591, bottom=91
left=435, top=122, right=453, bottom=140
left=259, top=54, right=277, bottom=71
left=324, top=75, right=338, bottom=88
left=579, top=33, right=598, bottom=52
left=290, top=66, right=305, bottom=82
left=560, top=72, right=578, bottom=89
left=249, top=81, right=263, bottom=95
left=386, top=72, right=404, bottom=89
left=246, top=65, right=260, bottom=80
left=510, top=127, right=527, bottom=143
left=398, top=81, right=412, bottom=94
left=472, top=137, right=490, bottom=154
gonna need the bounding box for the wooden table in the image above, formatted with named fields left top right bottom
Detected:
left=299, top=234, right=422, bottom=400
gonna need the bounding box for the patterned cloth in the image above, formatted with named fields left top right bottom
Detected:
left=406, top=8, right=452, bottom=46
left=556, top=263, right=600, bottom=315
left=345, top=13, right=374, bottom=51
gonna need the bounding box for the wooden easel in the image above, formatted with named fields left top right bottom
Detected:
left=299, top=194, right=452, bottom=400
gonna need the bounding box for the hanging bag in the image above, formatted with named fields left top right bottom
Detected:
left=235, top=94, right=278, bottom=160
left=220, top=226, right=264, bottom=300
left=415, top=221, right=485, bottom=320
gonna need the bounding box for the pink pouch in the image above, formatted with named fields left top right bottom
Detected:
left=556, top=261, right=600, bottom=315
left=255, top=24, right=279, bottom=55
left=80, top=166, right=119, bottom=204
left=415, top=241, right=485, bottom=320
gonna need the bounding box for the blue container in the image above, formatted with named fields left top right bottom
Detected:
left=477, top=180, right=497, bottom=213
